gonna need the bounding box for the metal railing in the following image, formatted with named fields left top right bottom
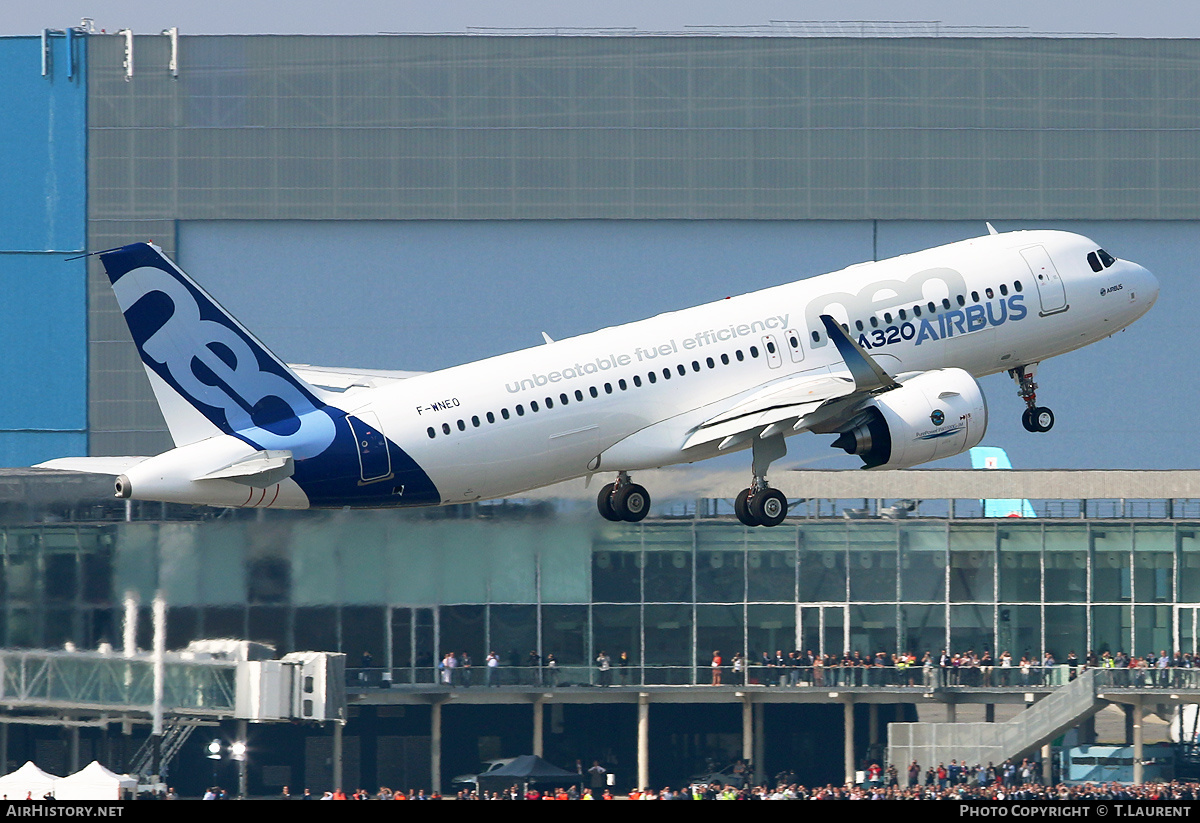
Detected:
left=888, top=670, right=1103, bottom=770
left=345, top=663, right=1106, bottom=690
left=1092, top=667, right=1200, bottom=690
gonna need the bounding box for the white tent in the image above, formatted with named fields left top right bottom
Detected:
left=0, top=762, right=60, bottom=801
left=53, top=761, right=136, bottom=801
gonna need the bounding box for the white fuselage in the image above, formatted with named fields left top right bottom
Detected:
left=335, top=229, right=1155, bottom=505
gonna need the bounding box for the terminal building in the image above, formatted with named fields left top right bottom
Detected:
left=2, top=28, right=1200, bottom=794
left=2, top=467, right=1200, bottom=793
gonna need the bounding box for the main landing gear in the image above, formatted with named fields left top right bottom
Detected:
left=734, top=432, right=790, bottom=528
left=1009, top=363, right=1055, bottom=433
left=597, top=472, right=651, bottom=522
left=735, top=486, right=788, bottom=528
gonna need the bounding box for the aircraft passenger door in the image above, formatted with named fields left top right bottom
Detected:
left=1021, top=245, right=1068, bottom=315
left=347, top=411, right=393, bottom=484
left=762, top=334, right=783, bottom=369
left=783, top=328, right=805, bottom=363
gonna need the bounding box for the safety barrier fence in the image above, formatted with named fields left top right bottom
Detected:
left=343, top=663, right=1200, bottom=690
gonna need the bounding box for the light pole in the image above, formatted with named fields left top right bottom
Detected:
left=231, top=733, right=248, bottom=799
left=206, top=738, right=221, bottom=795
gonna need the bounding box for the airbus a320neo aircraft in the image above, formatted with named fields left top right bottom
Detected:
left=41, top=229, right=1157, bottom=527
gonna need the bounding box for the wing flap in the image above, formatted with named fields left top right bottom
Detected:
left=681, top=373, right=856, bottom=451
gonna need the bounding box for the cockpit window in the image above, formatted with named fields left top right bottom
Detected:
left=1086, top=251, right=1102, bottom=272
left=1097, top=248, right=1116, bottom=268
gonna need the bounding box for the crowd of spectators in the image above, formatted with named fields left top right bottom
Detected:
left=257, top=752, right=1199, bottom=801
left=705, top=648, right=1200, bottom=689
left=264, top=779, right=1200, bottom=800
left=387, top=647, right=1200, bottom=689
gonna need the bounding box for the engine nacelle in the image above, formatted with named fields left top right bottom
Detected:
left=831, top=368, right=987, bottom=469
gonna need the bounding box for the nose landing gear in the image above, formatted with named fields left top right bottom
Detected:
left=1010, top=364, right=1054, bottom=433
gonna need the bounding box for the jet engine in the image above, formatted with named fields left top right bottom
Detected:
left=831, top=368, right=987, bottom=469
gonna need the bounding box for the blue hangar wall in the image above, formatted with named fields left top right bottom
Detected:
left=0, top=34, right=88, bottom=466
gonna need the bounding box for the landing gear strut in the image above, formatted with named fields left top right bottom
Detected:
left=597, top=472, right=651, bottom=523
left=735, top=433, right=790, bottom=528
left=1010, top=364, right=1054, bottom=433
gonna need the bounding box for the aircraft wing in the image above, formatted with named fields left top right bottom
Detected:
left=682, top=315, right=898, bottom=452
left=286, top=364, right=426, bottom=393
left=681, top=372, right=858, bottom=451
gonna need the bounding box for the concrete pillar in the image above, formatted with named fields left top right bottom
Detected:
left=69, top=727, right=80, bottom=773
left=741, top=696, right=753, bottom=764
left=637, top=694, right=650, bottom=791
left=753, top=703, right=765, bottom=785
left=1041, top=743, right=1052, bottom=785
left=332, top=721, right=344, bottom=794
left=430, top=702, right=441, bottom=794
left=1124, top=704, right=1135, bottom=745
left=868, top=703, right=879, bottom=750
left=533, top=697, right=544, bottom=757
left=844, top=699, right=856, bottom=785
left=945, top=702, right=957, bottom=723
left=1132, top=698, right=1144, bottom=784
left=1081, top=714, right=1096, bottom=745
left=985, top=704, right=995, bottom=723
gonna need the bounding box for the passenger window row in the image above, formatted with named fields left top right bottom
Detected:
left=809, top=280, right=1025, bottom=344
left=426, top=346, right=763, bottom=439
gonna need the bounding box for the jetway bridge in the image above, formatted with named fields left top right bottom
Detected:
left=0, top=643, right=345, bottom=784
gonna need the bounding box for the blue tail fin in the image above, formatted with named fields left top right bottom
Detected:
left=100, top=243, right=336, bottom=458
left=968, top=446, right=1037, bottom=517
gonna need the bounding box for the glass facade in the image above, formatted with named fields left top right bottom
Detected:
left=10, top=504, right=1200, bottom=683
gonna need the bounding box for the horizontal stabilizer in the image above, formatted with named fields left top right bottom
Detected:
left=194, top=450, right=295, bottom=488
left=287, top=364, right=426, bottom=393
left=36, top=457, right=149, bottom=476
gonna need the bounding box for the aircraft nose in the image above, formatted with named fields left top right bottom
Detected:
left=1131, top=261, right=1159, bottom=310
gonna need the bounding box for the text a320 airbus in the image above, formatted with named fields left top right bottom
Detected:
left=40, top=228, right=1157, bottom=527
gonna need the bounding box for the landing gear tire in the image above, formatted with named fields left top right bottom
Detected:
left=612, top=483, right=651, bottom=522
left=1022, top=406, right=1055, bottom=433
left=750, top=488, right=789, bottom=527
left=597, top=483, right=622, bottom=522
left=735, top=488, right=759, bottom=527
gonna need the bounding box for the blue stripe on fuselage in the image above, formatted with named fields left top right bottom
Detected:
left=292, top=413, right=441, bottom=508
